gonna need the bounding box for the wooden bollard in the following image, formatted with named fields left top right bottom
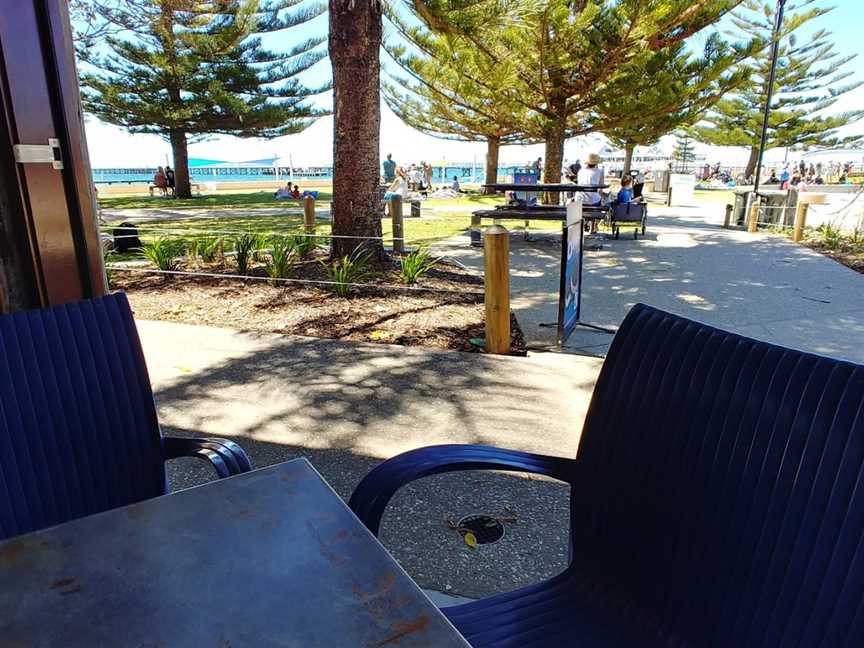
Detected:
left=723, top=204, right=733, bottom=228
left=793, top=203, right=808, bottom=243
left=792, top=193, right=826, bottom=242
left=483, top=225, right=510, bottom=355
left=390, top=195, right=405, bottom=253
left=303, top=195, right=315, bottom=234
left=747, top=200, right=760, bottom=233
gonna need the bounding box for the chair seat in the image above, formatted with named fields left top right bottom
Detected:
left=444, top=568, right=673, bottom=648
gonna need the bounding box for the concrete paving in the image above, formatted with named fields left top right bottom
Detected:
left=141, top=320, right=601, bottom=599
left=137, top=196, right=863, bottom=602
left=435, top=197, right=864, bottom=362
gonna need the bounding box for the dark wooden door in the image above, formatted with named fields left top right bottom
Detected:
left=0, top=0, right=104, bottom=310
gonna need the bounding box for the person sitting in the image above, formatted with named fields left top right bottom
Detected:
left=615, top=176, right=638, bottom=204
left=577, top=152, right=605, bottom=233
left=768, top=170, right=779, bottom=184
left=451, top=175, right=461, bottom=192
left=383, top=168, right=408, bottom=200
left=291, top=184, right=301, bottom=199
left=274, top=183, right=292, bottom=199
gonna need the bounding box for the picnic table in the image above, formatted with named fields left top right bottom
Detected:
left=470, top=182, right=609, bottom=245
left=0, top=458, right=470, bottom=647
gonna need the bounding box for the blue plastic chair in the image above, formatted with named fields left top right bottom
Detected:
left=350, top=303, right=864, bottom=647
left=0, top=293, right=252, bottom=541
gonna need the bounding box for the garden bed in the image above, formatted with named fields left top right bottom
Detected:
left=110, top=255, right=526, bottom=354
left=801, top=233, right=864, bottom=275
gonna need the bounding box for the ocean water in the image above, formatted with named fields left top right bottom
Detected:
left=92, top=166, right=530, bottom=185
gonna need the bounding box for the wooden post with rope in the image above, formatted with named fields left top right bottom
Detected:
left=390, top=195, right=405, bottom=254
left=793, top=193, right=827, bottom=243
left=303, top=196, right=315, bottom=235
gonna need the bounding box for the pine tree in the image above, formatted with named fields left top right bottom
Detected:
left=672, top=129, right=697, bottom=172
left=694, top=0, right=864, bottom=178
left=382, top=8, right=538, bottom=192
left=600, top=35, right=755, bottom=176
left=79, top=0, right=327, bottom=198
left=409, top=0, right=749, bottom=193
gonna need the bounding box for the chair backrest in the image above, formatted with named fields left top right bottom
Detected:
left=0, top=293, right=165, bottom=540
left=573, top=303, right=864, bottom=646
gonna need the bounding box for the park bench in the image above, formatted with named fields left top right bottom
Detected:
left=470, top=205, right=608, bottom=245
left=148, top=182, right=201, bottom=196
left=350, top=303, right=864, bottom=647
left=0, top=293, right=252, bottom=541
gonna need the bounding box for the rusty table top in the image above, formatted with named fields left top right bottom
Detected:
left=0, top=458, right=470, bottom=647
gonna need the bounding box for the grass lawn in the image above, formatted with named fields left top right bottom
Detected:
left=99, top=190, right=333, bottom=211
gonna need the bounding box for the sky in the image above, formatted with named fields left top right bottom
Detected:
left=82, top=1, right=864, bottom=169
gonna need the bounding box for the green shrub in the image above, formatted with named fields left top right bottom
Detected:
left=266, top=236, right=296, bottom=279
left=197, top=236, right=222, bottom=263
left=819, top=224, right=843, bottom=250
left=321, top=249, right=372, bottom=297
left=291, top=234, right=318, bottom=258
left=252, top=233, right=268, bottom=262
left=234, top=233, right=258, bottom=275
left=140, top=238, right=182, bottom=271
left=398, top=248, right=438, bottom=285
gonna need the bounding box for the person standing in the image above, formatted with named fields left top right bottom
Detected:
left=779, top=164, right=790, bottom=190
left=383, top=153, right=396, bottom=183
left=532, top=157, right=542, bottom=179
left=422, top=161, right=433, bottom=190
left=165, top=166, right=176, bottom=196
left=153, top=166, right=168, bottom=196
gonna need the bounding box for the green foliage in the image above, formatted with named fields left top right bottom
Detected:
left=141, top=238, right=183, bottom=272
left=398, top=248, right=438, bottom=285
left=78, top=1, right=328, bottom=196
left=694, top=1, right=864, bottom=165
left=818, top=224, right=843, bottom=250
left=198, top=236, right=223, bottom=263
left=673, top=129, right=697, bottom=172
left=290, top=234, right=318, bottom=258
left=321, top=249, right=373, bottom=298
left=403, top=0, right=751, bottom=183
left=265, top=236, right=296, bottom=279
left=234, top=233, right=259, bottom=275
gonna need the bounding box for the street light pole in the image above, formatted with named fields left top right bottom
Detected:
left=752, top=0, right=787, bottom=196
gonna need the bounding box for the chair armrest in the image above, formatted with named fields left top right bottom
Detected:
left=163, top=436, right=253, bottom=479
left=348, top=444, right=577, bottom=535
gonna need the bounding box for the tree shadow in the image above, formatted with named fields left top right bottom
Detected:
left=152, top=334, right=597, bottom=598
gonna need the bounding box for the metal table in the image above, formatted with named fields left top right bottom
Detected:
left=0, top=458, right=470, bottom=647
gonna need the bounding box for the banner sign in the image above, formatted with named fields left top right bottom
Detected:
left=558, top=198, right=583, bottom=345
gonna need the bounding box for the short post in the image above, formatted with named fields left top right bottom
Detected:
left=390, top=195, right=404, bottom=254
left=793, top=203, right=808, bottom=243
left=303, top=196, right=315, bottom=235
left=483, top=225, right=510, bottom=355
left=723, top=204, right=733, bottom=229
left=747, top=199, right=760, bottom=233
left=470, top=213, right=482, bottom=247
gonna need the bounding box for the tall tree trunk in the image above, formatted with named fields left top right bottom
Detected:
left=169, top=129, right=191, bottom=199
left=622, top=142, right=635, bottom=177
left=329, top=0, right=384, bottom=259
left=744, top=145, right=759, bottom=182
left=482, top=136, right=500, bottom=194
left=543, top=115, right=566, bottom=205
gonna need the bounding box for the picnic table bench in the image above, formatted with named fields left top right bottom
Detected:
left=148, top=182, right=201, bottom=196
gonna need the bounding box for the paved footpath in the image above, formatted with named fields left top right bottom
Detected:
left=436, top=198, right=864, bottom=362
left=140, top=321, right=601, bottom=599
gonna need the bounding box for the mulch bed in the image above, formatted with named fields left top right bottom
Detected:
left=801, top=239, right=864, bottom=275
left=111, top=254, right=527, bottom=355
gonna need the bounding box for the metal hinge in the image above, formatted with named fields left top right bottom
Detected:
left=13, top=138, right=63, bottom=169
